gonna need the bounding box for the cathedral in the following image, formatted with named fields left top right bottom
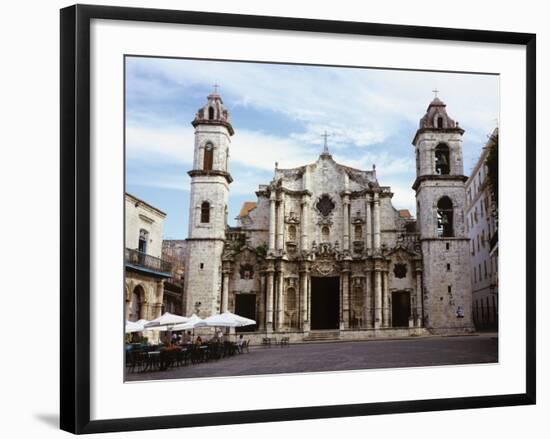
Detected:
left=183, top=90, right=474, bottom=341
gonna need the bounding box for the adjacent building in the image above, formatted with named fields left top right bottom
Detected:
left=465, top=128, right=499, bottom=330
left=125, top=193, right=172, bottom=322
left=182, top=91, right=475, bottom=341
left=161, top=240, right=187, bottom=315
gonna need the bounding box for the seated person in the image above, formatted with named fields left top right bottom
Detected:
left=237, top=334, right=245, bottom=353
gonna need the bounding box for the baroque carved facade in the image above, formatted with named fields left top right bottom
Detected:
left=184, top=92, right=474, bottom=339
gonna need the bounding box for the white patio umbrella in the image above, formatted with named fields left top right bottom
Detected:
left=143, top=312, right=189, bottom=330
left=203, top=311, right=256, bottom=328
left=125, top=320, right=144, bottom=333
left=136, top=319, right=150, bottom=327
left=143, top=312, right=189, bottom=345
left=170, top=314, right=206, bottom=331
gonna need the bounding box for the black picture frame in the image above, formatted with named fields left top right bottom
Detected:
left=60, top=4, right=536, bottom=434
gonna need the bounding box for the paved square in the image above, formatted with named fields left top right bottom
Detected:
left=126, top=334, right=498, bottom=382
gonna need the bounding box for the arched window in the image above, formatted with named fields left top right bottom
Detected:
left=321, top=226, right=330, bottom=242
left=436, top=116, right=444, bottom=128
left=354, top=224, right=362, bottom=240
left=200, top=201, right=210, bottom=223
left=436, top=196, right=454, bottom=237
left=208, top=106, right=215, bottom=120
left=203, top=143, right=213, bottom=171
left=288, top=225, right=297, bottom=242
left=435, top=143, right=450, bottom=175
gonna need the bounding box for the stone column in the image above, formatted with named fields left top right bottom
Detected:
left=301, top=195, right=309, bottom=252
left=343, top=194, right=350, bottom=252
left=366, top=194, right=372, bottom=252
left=221, top=270, right=230, bottom=313
left=266, top=269, right=274, bottom=333
left=140, top=302, right=150, bottom=321
left=341, top=267, right=350, bottom=329
left=373, top=192, right=381, bottom=250
left=374, top=266, right=382, bottom=329
left=154, top=280, right=164, bottom=319
left=300, top=266, right=309, bottom=331
left=276, top=192, right=285, bottom=251
left=307, top=273, right=312, bottom=325
left=277, top=270, right=284, bottom=331
left=269, top=192, right=276, bottom=251
left=258, top=273, right=266, bottom=331
left=415, top=267, right=423, bottom=327
left=382, top=270, right=390, bottom=327
left=364, top=268, right=372, bottom=328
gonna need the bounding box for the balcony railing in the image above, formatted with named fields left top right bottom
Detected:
left=125, top=248, right=172, bottom=275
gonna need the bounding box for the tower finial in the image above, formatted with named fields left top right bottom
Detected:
left=213, top=83, right=220, bottom=94
left=321, top=130, right=330, bottom=155
left=432, top=88, right=439, bottom=99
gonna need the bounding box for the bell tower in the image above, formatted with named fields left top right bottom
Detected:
left=184, top=89, right=233, bottom=318
left=413, top=94, right=473, bottom=333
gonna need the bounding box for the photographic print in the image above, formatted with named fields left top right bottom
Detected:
left=123, top=56, right=500, bottom=381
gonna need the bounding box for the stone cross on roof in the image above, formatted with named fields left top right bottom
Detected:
left=321, top=130, right=330, bottom=155
left=432, top=88, right=439, bottom=98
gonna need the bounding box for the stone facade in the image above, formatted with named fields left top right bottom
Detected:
left=184, top=93, right=474, bottom=340
left=465, top=128, right=499, bottom=330
left=125, top=193, right=171, bottom=322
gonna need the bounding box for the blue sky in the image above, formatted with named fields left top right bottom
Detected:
left=125, top=56, right=499, bottom=239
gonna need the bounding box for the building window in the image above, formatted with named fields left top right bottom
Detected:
left=437, top=116, right=444, bottom=129
left=446, top=243, right=450, bottom=250
left=200, top=201, right=210, bottom=223
left=484, top=260, right=488, bottom=279
left=436, top=196, right=454, bottom=237
left=199, top=263, right=204, bottom=270
left=203, top=143, right=214, bottom=171
left=138, top=229, right=149, bottom=253
left=393, top=263, right=407, bottom=279
left=448, top=285, right=452, bottom=293
left=316, top=194, right=335, bottom=217
left=354, top=224, right=362, bottom=240
left=435, top=144, right=450, bottom=175
left=208, top=106, right=214, bottom=120
left=447, top=263, right=451, bottom=272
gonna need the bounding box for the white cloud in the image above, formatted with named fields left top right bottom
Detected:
left=127, top=57, right=498, bottom=152
left=125, top=57, right=498, bottom=222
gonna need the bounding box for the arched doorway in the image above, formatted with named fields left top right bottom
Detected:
left=128, top=284, right=145, bottom=322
